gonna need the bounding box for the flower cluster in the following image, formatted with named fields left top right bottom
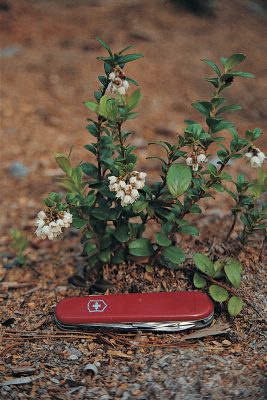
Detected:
left=244, top=147, right=266, bottom=168
left=35, top=209, right=73, bottom=240
left=108, top=171, right=146, bottom=207
left=107, top=67, right=129, bottom=96
left=186, top=147, right=208, bottom=171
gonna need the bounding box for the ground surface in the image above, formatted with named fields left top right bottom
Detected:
left=0, top=0, right=267, bottom=399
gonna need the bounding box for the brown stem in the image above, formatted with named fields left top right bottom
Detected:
left=117, top=122, right=126, bottom=159
left=201, top=273, right=264, bottom=318
left=176, top=264, right=264, bottom=318
left=226, top=213, right=238, bottom=241
left=95, top=81, right=110, bottom=181
left=96, top=118, right=103, bottom=180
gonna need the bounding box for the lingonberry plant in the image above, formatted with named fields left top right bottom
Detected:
left=35, top=38, right=266, bottom=316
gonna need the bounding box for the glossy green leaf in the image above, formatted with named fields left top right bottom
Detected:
left=209, top=285, right=228, bottom=302
left=162, top=246, right=185, bottom=265
left=193, top=272, right=207, bottom=288
left=72, top=217, right=87, bottom=229
left=98, top=249, right=111, bottom=263
left=216, top=104, right=242, bottom=115
left=118, top=53, right=144, bottom=65
left=228, top=296, right=244, bottom=316
left=221, top=71, right=255, bottom=79
left=128, top=238, right=154, bottom=257
left=54, top=153, right=72, bottom=175
left=96, top=37, right=113, bottom=57
left=193, top=253, right=214, bottom=277
left=155, top=232, right=171, bottom=247
left=201, top=59, right=221, bottom=76
left=113, top=224, right=130, bottom=243
left=127, top=89, right=143, bottom=111
left=166, top=164, right=192, bottom=197
left=84, top=101, right=99, bottom=114
left=81, top=162, right=98, bottom=177
left=176, top=225, right=199, bottom=236
left=224, top=54, right=246, bottom=71
left=192, top=101, right=212, bottom=117
left=85, top=242, right=97, bottom=256
left=132, top=200, right=148, bottom=213
left=224, top=258, right=242, bottom=288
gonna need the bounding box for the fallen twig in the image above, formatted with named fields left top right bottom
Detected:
left=0, top=282, right=37, bottom=291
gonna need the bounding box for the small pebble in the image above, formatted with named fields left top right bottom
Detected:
left=68, top=354, right=79, bottom=361
left=8, top=161, right=29, bottom=178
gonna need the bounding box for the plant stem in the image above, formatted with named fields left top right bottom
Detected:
left=96, top=119, right=103, bottom=180
left=117, top=122, right=126, bottom=159
left=226, top=212, right=238, bottom=240
left=179, top=264, right=264, bottom=318
left=95, top=81, right=110, bottom=181
left=201, top=272, right=264, bottom=317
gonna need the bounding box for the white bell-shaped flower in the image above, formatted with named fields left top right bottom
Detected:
left=250, top=156, right=262, bottom=168
left=186, top=157, right=193, bottom=166
left=197, top=154, right=208, bottom=163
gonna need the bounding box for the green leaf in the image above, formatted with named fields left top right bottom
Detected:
left=192, top=101, right=212, bottom=117
left=84, top=101, right=99, bottom=114
left=118, top=45, right=134, bottom=54
left=132, top=200, right=148, bottom=213
left=96, top=37, right=113, bottom=57
left=111, top=249, right=125, bottom=264
left=224, top=54, right=246, bottom=71
left=84, top=144, right=97, bottom=155
left=128, top=238, right=154, bottom=257
left=98, top=95, right=109, bottom=119
left=48, top=192, right=62, bottom=203
left=212, top=183, right=224, bottom=192
left=228, top=296, right=244, bottom=316
left=72, top=217, right=87, bottom=229
left=155, top=232, right=171, bottom=247
left=162, top=246, right=185, bottom=265
left=113, top=224, right=130, bottom=243
left=98, top=249, right=111, bottom=263
left=81, top=162, right=98, bottom=177
left=83, top=193, right=96, bottom=207
left=221, top=71, right=255, bottom=79
left=224, top=258, right=242, bottom=289
left=166, top=164, right=192, bottom=197
left=118, top=53, right=144, bottom=65
left=44, top=198, right=54, bottom=207
left=54, top=152, right=72, bottom=175
left=176, top=225, right=199, bottom=236
left=209, top=285, right=228, bottom=302
left=213, top=260, right=225, bottom=278
left=202, top=59, right=221, bottom=76
left=252, top=128, right=262, bottom=141
left=127, top=89, right=143, bottom=111
left=207, top=119, right=234, bottom=133
left=86, top=124, right=98, bottom=137
left=85, top=242, right=97, bottom=256
left=91, top=207, right=120, bottom=221
left=205, top=77, right=219, bottom=88
left=193, top=272, right=207, bottom=288
left=94, top=90, right=102, bottom=102
left=126, top=77, right=139, bottom=86
left=193, top=253, right=214, bottom=277
left=216, top=104, right=242, bottom=115
left=208, top=163, right=218, bottom=176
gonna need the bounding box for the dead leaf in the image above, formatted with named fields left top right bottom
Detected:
left=181, top=323, right=231, bottom=341
left=107, top=350, right=131, bottom=359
